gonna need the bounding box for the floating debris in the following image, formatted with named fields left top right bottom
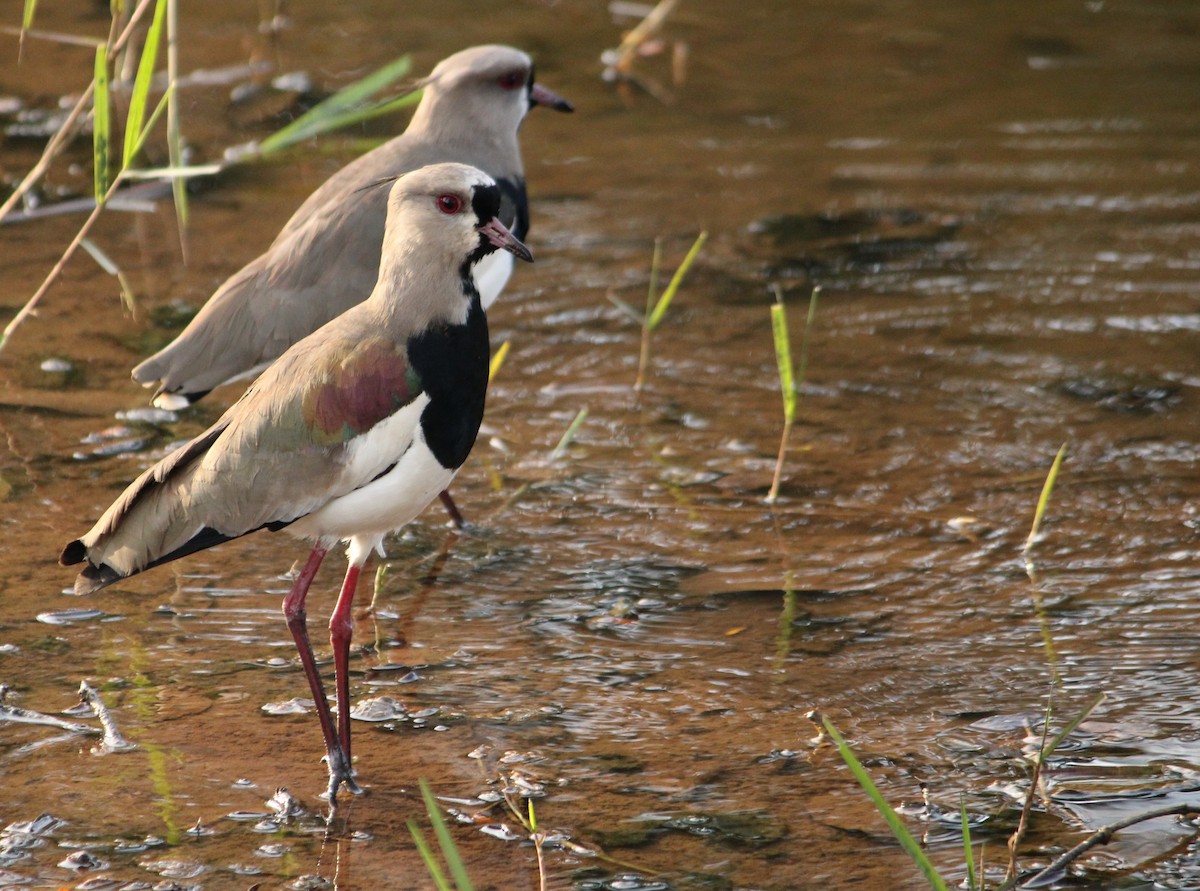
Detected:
left=348, top=696, right=408, bottom=723
left=73, top=425, right=155, bottom=460
left=253, top=843, right=289, bottom=858
left=35, top=608, right=106, bottom=625
left=261, top=697, right=313, bottom=716
left=265, top=787, right=304, bottom=822
left=0, top=689, right=97, bottom=735
left=74, top=879, right=125, bottom=890
left=136, top=856, right=205, bottom=879
left=228, top=862, right=265, bottom=876
left=225, top=811, right=272, bottom=823
left=601, top=0, right=687, bottom=104
left=479, top=823, right=521, bottom=842
left=79, top=681, right=137, bottom=754
left=39, top=357, right=72, bottom=373
left=287, top=875, right=333, bottom=890
left=112, top=837, right=157, bottom=854
left=57, top=849, right=106, bottom=870
left=183, top=819, right=214, bottom=837
left=577, top=875, right=671, bottom=891
left=0, top=814, right=64, bottom=865
left=115, top=406, right=179, bottom=425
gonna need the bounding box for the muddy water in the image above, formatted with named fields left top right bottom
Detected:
left=3, top=1, right=1200, bottom=889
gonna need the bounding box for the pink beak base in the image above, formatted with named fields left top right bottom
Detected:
left=478, top=217, right=534, bottom=263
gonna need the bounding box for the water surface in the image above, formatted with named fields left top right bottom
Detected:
left=3, top=1, right=1200, bottom=888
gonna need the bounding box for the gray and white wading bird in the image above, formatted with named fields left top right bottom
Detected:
left=61, top=163, right=533, bottom=807
left=132, top=44, right=571, bottom=411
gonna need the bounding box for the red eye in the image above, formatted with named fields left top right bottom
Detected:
left=497, top=71, right=524, bottom=90
left=436, top=194, right=463, bottom=214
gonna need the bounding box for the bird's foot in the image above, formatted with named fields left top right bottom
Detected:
left=323, top=746, right=364, bottom=817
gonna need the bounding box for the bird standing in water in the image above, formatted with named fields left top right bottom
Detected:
left=61, top=163, right=533, bottom=808
left=132, top=44, right=571, bottom=409
left=131, top=44, right=570, bottom=529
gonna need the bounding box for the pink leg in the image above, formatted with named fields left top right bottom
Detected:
left=438, top=489, right=465, bottom=529
left=281, top=546, right=359, bottom=807
left=329, top=561, right=362, bottom=766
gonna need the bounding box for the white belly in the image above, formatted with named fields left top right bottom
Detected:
left=287, top=399, right=454, bottom=565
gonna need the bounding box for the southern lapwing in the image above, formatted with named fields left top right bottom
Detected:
left=132, top=45, right=570, bottom=410
left=62, top=162, right=532, bottom=809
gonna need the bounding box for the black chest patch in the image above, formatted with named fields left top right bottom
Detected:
left=407, top=291, right=490, bottom=470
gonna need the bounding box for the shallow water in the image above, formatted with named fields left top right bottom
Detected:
left=3, top=1, right=1200, bottom=888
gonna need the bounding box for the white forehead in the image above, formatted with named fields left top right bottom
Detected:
left=389, top=162, right=495, bottom=200
left=427, top=45, right=531, bottom=85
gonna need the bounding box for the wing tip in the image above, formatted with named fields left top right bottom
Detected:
left=60, top=540, right=125, bottom=595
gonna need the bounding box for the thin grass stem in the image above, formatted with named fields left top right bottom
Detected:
left=647, top=229, right=706, bottom=330
left=1021, top=802, right=1200, bottom=888
left=1008, top=709, right=1052, bottom=881
left=634, top=237, right=662, bottom=392
left=823, top=717, right=950, bottom=891
left=634, top=231, right=706, bottom=391
left=165, top=0, right=187, bottom=245
left=1006, top=692, right=1104, bottom=883
left=419, top=778, right=474, bottom=891
left=406, top=823, right=453, bottom=891
left=80, top=237, right=136, bottom=314
left=549, top=408, right=588, bottom=460
left=961, top=797, right=978, bottom=891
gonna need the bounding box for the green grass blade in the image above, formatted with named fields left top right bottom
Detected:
left=260, top=90, right=422, bottom=154
left=125, top=84, right=171, bottom=164
left=80, top=237, right=137, bottom=312
left=1024, top=441, right=1068, bottom=553
left=20, top=0, right=37, bottom=58
left=647, top=230, right=707, bottom=331
left=123, top=0, right=166, bottom=165
left=770, top=300, right=796, bottom=426
left=823, top=718, right=950, bottom=891
left=258, top=55, right=416, bottom=156
left=549, top=408, right=589, bottom=460
left=407, top=822, right=453, bottom=891
left=310, top=54, right=415, bottom=117
left=420, top=778, right=474, bottom=891
left=646, top=237, right=662, bottom=319
left=606, top=292, right=645, bottom=324
left=489, top=339, right=511, bottom=382
left=92, top=44, right=111, bottom=203
left=1042, top=691, right=1104, bottom=760
left=960, top=798, right=977, bottom=891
